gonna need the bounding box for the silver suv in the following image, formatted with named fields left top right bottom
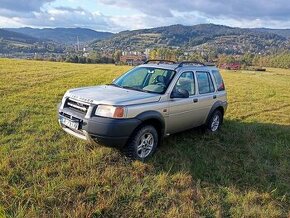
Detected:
left=58, top=60, right=227, bottom=160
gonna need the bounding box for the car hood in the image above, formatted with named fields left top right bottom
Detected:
left=65, top=85, right=161, bottom=105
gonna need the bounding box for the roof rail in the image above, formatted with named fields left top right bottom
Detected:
left=176, top=61, right=205, bottom=68
left=204, top=62, right=216, bottom=66
left=144, top=59, right=176, bottom=64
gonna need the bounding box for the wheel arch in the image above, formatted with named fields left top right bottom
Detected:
left=206, top=101, right=226, bottom=124
left=133, top=111, right=165, bottom=143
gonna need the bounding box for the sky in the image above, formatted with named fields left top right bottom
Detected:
left=0, top=0, right=290, bottom=32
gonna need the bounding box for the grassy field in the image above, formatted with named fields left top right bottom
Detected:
left=0, top=58, right=289, bottom=217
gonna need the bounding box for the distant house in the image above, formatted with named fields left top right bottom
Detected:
left=220, top=63, right=241, bottom=70
left=120, top=55, right=146, bottom=65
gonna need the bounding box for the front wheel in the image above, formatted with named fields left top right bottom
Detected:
left=125, top=125, right=158, bottom=161
left=206, top=110, right=223, bottom=132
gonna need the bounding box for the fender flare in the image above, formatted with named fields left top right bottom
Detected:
left=206, top=101, right=227, bottom=124
left=135, top=110, right=165, bottom=137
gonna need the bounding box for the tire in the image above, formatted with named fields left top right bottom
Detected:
left=206, top=110, right=223, bottom=132
left=124, top=125, right=158, bottom=161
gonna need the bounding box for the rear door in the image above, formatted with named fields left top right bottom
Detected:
left=195, top=71, right=217, bottom=124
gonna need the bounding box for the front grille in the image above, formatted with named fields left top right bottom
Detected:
left=65, top=98, right=90, bottom=114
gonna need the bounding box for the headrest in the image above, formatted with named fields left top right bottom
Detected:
left=156, top=75, right=165, bottom=83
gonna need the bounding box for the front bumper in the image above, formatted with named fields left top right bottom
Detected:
left=58, top=105, right=141, bottom=147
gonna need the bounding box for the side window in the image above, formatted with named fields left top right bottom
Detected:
left=196, top=71, right=215, bottom=94
left=212, top=70, right=225, bottom=91
left=174, top=72, right=195, bottom=95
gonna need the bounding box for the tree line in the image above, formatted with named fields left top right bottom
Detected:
left=149, top=48, right=290, bottom=69
left=33, top=51, right=115, bottom=64
left=30, top=47, right=290, bottom=69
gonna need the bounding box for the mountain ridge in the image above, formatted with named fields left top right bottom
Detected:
left=91, top=24, right=290, bottom=54
left=0, top=29, right=43, bottom=43
left=1, top=24, right=290, bottom=55
left=4, top=27, right=114, bottom=44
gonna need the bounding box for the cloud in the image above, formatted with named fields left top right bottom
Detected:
left=100, top=0, right=290, bottom=21
left=108, top=12, right=208, bottom=31
left=0, top=1, right=206, bottom=32
left=0, top=0, right=54, bottom=12
left=0, top=0, right=289, bottom=31
left=0, top=0, right=117, bottom=31
left=14, top=7, right=113, bottom=31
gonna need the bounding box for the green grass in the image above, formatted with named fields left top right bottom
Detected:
left=0, top=58, right=290, bottom=217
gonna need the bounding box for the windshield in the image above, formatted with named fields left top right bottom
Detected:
left=113, top=67, right=176, bottom=94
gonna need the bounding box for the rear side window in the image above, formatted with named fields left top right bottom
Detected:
left=212, top=70, right=225, bottom=91
left=196, top=71, right=215, bottom=94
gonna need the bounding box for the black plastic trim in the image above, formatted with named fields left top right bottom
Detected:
left=58, top=104, right=168, bottom=147
left=144, top=60, right=176, bottom=64
left=206, top=100, right=228, bottom=124
left=59, top=104, right=142, bottom=147
left=135, top=110, right=165, bottom=137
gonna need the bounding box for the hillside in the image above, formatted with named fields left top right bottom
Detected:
left=2, top=24, right=290, bottom=56
left=5, top=27, right=114, bottom=44
left=0, top=29, right=41, bottom=43
left=0, top=59, right=289, bottom=217
left=253, top=28, right=290, bottom=39
left=92, top=24, right=290, bottom=54
left=0, top=29, right=58, bottom=54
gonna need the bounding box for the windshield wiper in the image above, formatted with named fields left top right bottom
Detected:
left=121, top=86, right=143, bottom=91
left=121, top=86, right=158, bottom=94
left=107, top=84, right=143, bottom=91
left=108, top=84, right=157, bottom=94
left=107, top=83, right=121, bottom=87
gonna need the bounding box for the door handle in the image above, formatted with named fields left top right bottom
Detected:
left=193, top=98, right=198, bottom=103
left=213, top=95, right=217, bottom=99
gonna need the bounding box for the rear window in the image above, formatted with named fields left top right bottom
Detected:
left=212, top=70, right=225, bottom=91
left=196, top=71, right=215, bottom=94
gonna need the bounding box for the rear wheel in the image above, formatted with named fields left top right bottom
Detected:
left=206, top=110, right=223, bottom=132
left=124, top=125, right=158, bottom=161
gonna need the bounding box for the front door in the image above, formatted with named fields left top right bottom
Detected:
left=167, top=71, right=202, bottom=134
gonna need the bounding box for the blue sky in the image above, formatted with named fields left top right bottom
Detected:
left=0, top=0, right=290, bottom=32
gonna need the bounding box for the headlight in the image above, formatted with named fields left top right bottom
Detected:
left=95, top=105, right=126, bottom=118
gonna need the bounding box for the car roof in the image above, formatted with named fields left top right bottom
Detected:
left=137, top=63, right=218, bottom=72
left=138, top=63, right=179, bottom=70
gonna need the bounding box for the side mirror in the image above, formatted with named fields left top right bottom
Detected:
left=171, top=88, right=189, bottom=98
